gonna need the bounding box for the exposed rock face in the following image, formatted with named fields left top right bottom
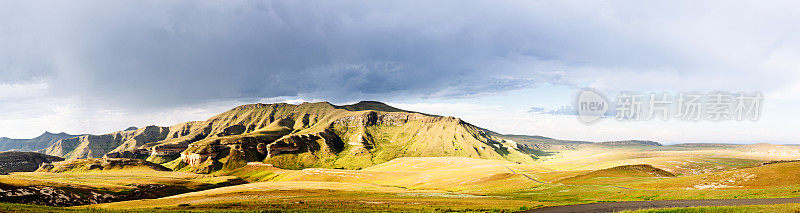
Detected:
left=0, top=152, right=64, bottom=174
left=45, top=125, right=178, bottom=159
left=265, top=129, right=344, bottom=158
left=39, top=101, right=540, bottom=173
left=36, top=158, right=170, bottom=173
left=0, top=132, right=83, bottom=152
left=170, top=101, right=538, bottom=172
left=0, top=184, right=117, bottom=206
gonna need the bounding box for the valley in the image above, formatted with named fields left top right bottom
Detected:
left=0, top=102, right=799, bottom=212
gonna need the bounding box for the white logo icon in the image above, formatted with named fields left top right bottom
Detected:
left=577, top=89, right=608, bottom=123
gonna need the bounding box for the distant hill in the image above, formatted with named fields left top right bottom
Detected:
left=559, top=164, right=675, bottom=184
left=42, top=101, right=538, bottom=173
left=44, top=126, right=175, bottom=159
left=0, top=132, right=83, bottom=152
left=597, top=140, right=662, bottom=146
left=495, top=134, right=592, bottom=151
left=636, top=161, right=800, bottom=189
left=0, top=152, right=63, bottom=174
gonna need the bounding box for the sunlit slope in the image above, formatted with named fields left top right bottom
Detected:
left=0, top=162, right=242, bottom=206
left=0, top=170, right=239, bottom=193
left=89, top=157, right=546, bottom=211
left=534, top=144, right=767, bottom=175
left=167, top=101, right=537, bottom=173
left=636, top=161, right=800, bottom=190
left=557, top=164, right=675, bottom=185
left=89, top=181, right=540, bottom=212
left=225, top=157, right=545, bottom=194
left=42, top=101, right=537, bottom=173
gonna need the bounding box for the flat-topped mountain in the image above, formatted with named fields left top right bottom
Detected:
left=0, top=132, right=83, bottom=152
left=43, top=101, right=537, bottom=173
left=0, top=152, right=64, bottom=174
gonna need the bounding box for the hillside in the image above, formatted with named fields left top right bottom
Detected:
left=0, top=152, right=63, bottom=174
left=558, top=164, right=675, bottom=185
left=0, top=132, right=83, bottom=152
left=636, top=161, right=800, bottom=190
left=41, top=101, right=537, bottom=173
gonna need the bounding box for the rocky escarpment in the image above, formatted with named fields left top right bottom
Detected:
left=171, top=102, right=538, bottom=172
left=36, top=158, right=170, bottom=173
left=39, top=101, right=539, bottom=173
left=0, top=152, right=64, bottom=174
left=44, top=124, right=201, bottom=160
left=0, top=132, right=83, bottom=152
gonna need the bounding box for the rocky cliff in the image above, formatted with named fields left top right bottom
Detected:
left=43, top=125, right=192, bottom=160
left=0, top=152, right=63, bottom=174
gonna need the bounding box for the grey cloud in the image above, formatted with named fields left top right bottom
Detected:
left=2, top=1, right=800, bottom=110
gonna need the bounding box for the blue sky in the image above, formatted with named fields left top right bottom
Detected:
left=1, top=1, right=799, bottom=143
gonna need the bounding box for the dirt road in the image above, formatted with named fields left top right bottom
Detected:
left=521, top=197, right=800, bottom=213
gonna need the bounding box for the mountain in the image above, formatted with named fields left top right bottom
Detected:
left=0, top=132, right=83, bottom=152
left=0, top=152, right=63, bottom=174
left=43, top=101, right=538, bottom=173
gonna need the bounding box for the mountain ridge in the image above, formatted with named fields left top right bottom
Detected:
left=0, top=132, right=84, bottom=152
left=41, top=101, right=538, bottom=173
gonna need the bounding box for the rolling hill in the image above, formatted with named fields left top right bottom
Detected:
left=636, top=161, right=800, bottom=190
left=557, top=164, right=675, bottom=185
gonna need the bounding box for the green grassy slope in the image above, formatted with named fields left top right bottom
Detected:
left=167, top=101, right=537, bottom=173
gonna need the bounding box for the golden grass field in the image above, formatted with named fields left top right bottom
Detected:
left=0, top=168, right=240, bottom=192
left=4, top=143, right=800, bottom=212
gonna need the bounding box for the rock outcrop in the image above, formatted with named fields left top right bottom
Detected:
left=0, top=152, right=64, bottom=174
left=36, top=158, right=170, bottom=173
left=44, top=125, right=188, bottom=160
left=0, top=184, right=117, bottom=206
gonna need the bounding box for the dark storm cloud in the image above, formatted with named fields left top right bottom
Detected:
left=2, top=1, right=800, bottom=109
left=0, top=1, right=554, bottom=108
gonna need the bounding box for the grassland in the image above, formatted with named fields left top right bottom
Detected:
left=6, top=142, right=800, bottom=212
left=627, top=203, right=800, bottom=213
left=87, top=155, right=800, bottom=212
left=532, top=145, right=767, bottom=175
left=0, top=169, right=241, bottom=193
left=89, top=181, right=540, bottom=212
